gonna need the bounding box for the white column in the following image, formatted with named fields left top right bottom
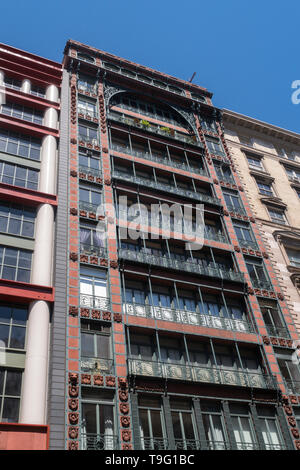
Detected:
left=0, top=70, right=4, bottom=106
left=21, top=79, right=31, bottom=94
left=46, top=84, right=59, bottom=103
left=44, top=107, right=58, bottom=130
left=39, top=135, right=57, bottom=194
left=19, top=109, right=58, bottom=425
left=0, top=70, right=4, bottom=86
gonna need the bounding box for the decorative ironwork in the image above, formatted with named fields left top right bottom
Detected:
left=80, top=294, right=111, bottom=310
left=124, top=302, right=253, bottom=333
left=81, top=357, right=114, bottom=374
left=128, top=358, right=277, bottom=390
left=80, top=433, right=119, bottom=450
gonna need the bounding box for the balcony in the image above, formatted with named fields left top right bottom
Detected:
left=81, top=433, right=119, bottom=450
left=113, top=169, right=221, bottom=206
left=124, top=302, right=254, bottom=334
left=217, top=173, right=235, bottom=185
left=80, top=293, right=111, bottom=310
left=119, top=248, right=245, bottom=284
left=79, top=165, right=102, bottom=179
left=81, top=357, right=114, bottom=375
left=108, top=112, right=203, bottom=148
left=112, top=102, right=187, bottom=128
left=117, top=209, right=228, bottom=244
left=128, top=358, right=277, bottom=390
left=111, top=143, right=206, bottom=176
left=139, top=438, right=285, bottom=451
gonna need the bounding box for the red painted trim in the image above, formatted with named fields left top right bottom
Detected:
left=0, top=278, right=54, bottom=302
left=4, top=88, right=60, bottom=110
left=0, top=62, right=61, bottom=88
left=0, top=115, right=59, bottom=138
left=0, top=182, right=57, bottom=206
left=0, top=42, right=62, bottom=70
left=0, top=422, right=49, bottom=450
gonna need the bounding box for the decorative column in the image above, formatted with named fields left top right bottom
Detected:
left=19, top=86, right=59, bottom=425
left=21, top=78, right=31, bottom=94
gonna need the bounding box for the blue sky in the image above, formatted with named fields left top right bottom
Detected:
left=1, top=0, right=299, bottom=133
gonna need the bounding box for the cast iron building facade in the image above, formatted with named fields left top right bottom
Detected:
left=58, top=40, right=300, bottom=451
left=1, top=40, right=300, bottom=451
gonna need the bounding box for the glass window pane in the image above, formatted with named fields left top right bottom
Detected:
left=9, top=326, right=26, bottom=349
left=5, top=370, right=22, bottom=395
left=2, top=397, right=20, bottom=422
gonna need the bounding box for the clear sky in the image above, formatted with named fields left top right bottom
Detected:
left=1, top=0, right=299, bottom=133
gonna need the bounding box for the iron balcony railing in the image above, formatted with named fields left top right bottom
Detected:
left=113, top=169, right=221, bottom=206
left=237, top=238, right=259, bottom=251
left=127, top=358, right=277, bottom=390
left=80, top=433, right=119, bottom=450
left=265, top=324, right=291, bottom=339
left=110, top=142, right=206, bottom=176
left=80, top=243, right=107, bottom=258
left=250, top=278, right=273, bottom=291
left=226, top=203, right=248, bottom=217
left=79, top=201, right=100, bottom=213
left=79, top=165, right=102, bottom=178
left=124, top=302, right=254, bottom=334
left=117, top=209, right=228, bottom=244
left=140, top=438, right=285, bottom=451
left=78, top=84, right=97, bottom=95
left=119, top=248, right=245, bottom=284
left=80, top=293, right=111, bottom=310
left=81, top=357, right=114, bottom=374
left=217, top=173, right=235, bottom=185
left=108, top=112, right=203, bottom=148
left=140, top=437, right=169, bottom=450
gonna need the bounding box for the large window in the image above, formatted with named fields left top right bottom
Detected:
left=0, top=368, right=22, bottom=422
left=3, top=77, right=22, bottom=91
left=206, top=137, right=224, bottom=156
left=247, top=155, right=264, bottom=170
left=81, top=389, right=116, bottom=450
left=80, top=266, right=108, bottom=309
left=0, top=304, right=27, bottom=350
left=78, top=99, right=97, bottom=118
left=0, top=246, right=32, bottom=282
left=233, top=221, right=257, bottom=249
left=79, top=184, right=102, bottom=211
left=245, top=257, right=271, bottom=289
left=257, top=181, right=273, bottom=196
left=78, top=124, right=98, bottom=144
left=286, top=248, right=300, bottom=268
left=139, top=396, right=167, bottom=450
left=230, top=404, right=257, bottom=450
left=0, top=130, right=41, bottom=160
left=202, top=402, right=228, bottom=449
left=0, top=161, right=39, bottom=190
left=259, top=300, right=289, bottom=338
left=79, top=152, right=101, bottom=172
left=268, top=207, right=286, bottom=225
left=1, top=102, right=43, bottom=125
left=170, top=399, right=199, bottom=450
left=80, top=223, right=106, bottom=256
left=0, top=203, right=35, bottom=238
left=257, top=406, right=284, bottom=450
left=78, top=76, right=97, bottom=94
left=30, top=84, right=45, bottom=98
left=81, top=321, right=112, bottom=374
left=223, top=190, right=244, bottom=213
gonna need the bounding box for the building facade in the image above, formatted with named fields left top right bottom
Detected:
left=1, top=40, right=300, bottom=451
left=223, top=109, right=300, bottom=387
left=0, top=43, right=61, bottom=448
